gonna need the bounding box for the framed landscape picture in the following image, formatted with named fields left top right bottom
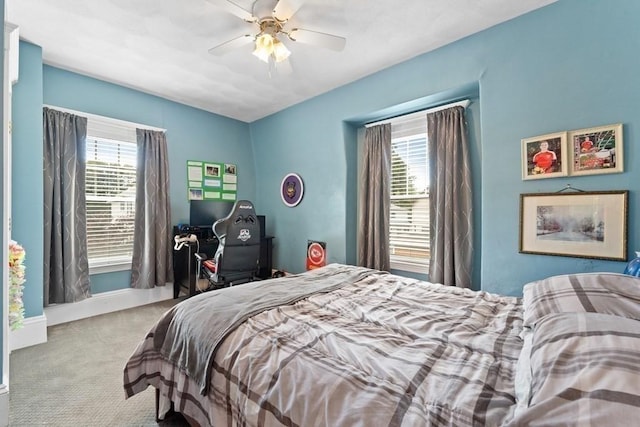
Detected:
left=519, top=190, right=628, bottom=261
left=521, top=131, right=567, bottom=180
left=569, top=123, right=623, bottom=176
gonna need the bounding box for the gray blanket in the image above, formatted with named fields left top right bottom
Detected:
left=153, top=263, right=381, bottom=394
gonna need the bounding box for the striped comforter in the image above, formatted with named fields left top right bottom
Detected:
left=507, top=273, right=640, bottom=426
left=124, top=264, right=524, bottom=426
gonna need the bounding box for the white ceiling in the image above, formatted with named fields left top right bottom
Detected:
left=9, top=0, right=556, bottom=123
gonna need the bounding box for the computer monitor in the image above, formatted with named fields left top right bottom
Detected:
left=189, top=200, right=235, bottom=227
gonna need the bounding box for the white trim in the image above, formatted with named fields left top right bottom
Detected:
left=9, top=315, right=47, bottom=351
left=44, top=285, right=174, bottom=326
left=391, top=260, right=429, bottom=275
left=2, top=20, right=18, bottom=404
left=88, top=261, right=132, bottom=275
left=0, top=383, right=8, bottom=427
left=6, top=287, right=174, bottom=352
left=43, top=104, right=166, bottom=132
left=365, top=99, right=470, bottom=128
left=5, top=23, right=17, bottom=85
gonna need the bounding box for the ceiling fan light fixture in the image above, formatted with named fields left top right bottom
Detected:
left=253, top=32, right=290, bottom=63
left=209, top=1, right=347, bottom=67
left=253, top=33, right=274, bottom=62
left=272, top=38, right=291, bottom=62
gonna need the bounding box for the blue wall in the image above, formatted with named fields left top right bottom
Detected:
left=12, top=42, right=43, bottom=317
left=250, top=0, right=639, bottom=295
left=12, top=49, right=255, bottom=317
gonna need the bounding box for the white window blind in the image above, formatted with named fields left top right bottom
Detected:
left=85, top=120, right=138, bottom=271
left=389, top=114, right=429, bottom=273
left=87, top=117, right=138, bottom=143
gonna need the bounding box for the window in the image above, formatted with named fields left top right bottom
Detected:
left=84, top=116, right=138, bottom=272
left=389, top=114, right=429, bottom=273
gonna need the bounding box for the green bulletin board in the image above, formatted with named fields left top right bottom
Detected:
left=187, top=160, right=237, bottom=201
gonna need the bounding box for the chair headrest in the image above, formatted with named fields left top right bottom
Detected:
left=213, top=200, right=258, bottom=240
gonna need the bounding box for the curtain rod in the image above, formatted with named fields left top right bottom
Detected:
left=43, top=104, right=166, bottom=132
left=365, top=99, right=471, bottom=128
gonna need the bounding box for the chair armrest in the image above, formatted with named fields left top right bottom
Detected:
left=194, top=252, right=208, bottom=261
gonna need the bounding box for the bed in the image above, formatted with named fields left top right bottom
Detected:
left=123, top=263, right=640, bottom=426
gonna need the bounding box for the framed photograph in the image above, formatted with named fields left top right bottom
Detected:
left=569, top=123, right=623, bottom=176
left=521, top=131, right=567, bottom=180
left=519, top=190, right=628, bottom=261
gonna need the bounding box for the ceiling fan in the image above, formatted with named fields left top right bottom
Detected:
left=208, top=0, right=346, bottom=64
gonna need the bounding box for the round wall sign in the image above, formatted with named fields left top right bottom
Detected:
left=280, top=173, right=304, bottom=207
left=306, top=241, right=326, bottom=270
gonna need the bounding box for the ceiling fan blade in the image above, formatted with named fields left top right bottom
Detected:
left=273, top=0, right=305, bottom=21
left=288, top=29, right=346, bottom=51
left=209, top=0, right=256, bottom=22
left=208, top=34, right=254, bottom=56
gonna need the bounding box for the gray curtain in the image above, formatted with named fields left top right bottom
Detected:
left=427, top=106, right=473, bottom=287
left=43, top=107, right=91, bottom=305
left=130, top=129, right=173, bottom=288
left=357, top=124, right=391, bottom=271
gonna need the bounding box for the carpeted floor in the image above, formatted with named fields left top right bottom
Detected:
left=9, top=298, right=190, bottom=426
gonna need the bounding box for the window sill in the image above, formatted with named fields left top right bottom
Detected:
left=390, top=260, right=428, bottom=274
left=89, top=262, right=132, bottom=275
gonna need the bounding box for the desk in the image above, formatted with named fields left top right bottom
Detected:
left=257, top=236, right=274, bottom=279
left=172, top=239, right=217, bottom=298
left=173, top=235, right=274, bottom=298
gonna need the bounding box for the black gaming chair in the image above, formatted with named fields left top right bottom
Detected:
left=207, top=199, right=261, bottom=286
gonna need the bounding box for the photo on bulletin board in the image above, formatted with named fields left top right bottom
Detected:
left=187, top=159, right=237, bottom=201
left=306, top=240, right=326, bottom=270
left=204, top=163, right=220, bottom=177
left=188, top=188, right=203, bottom=200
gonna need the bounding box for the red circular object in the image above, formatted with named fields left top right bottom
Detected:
left=307, top=242, right=325, bottom=265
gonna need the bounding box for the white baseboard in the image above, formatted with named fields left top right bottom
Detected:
left=45, top=284, right=174, bottom=327
left=9, top=285, right=174, bottom=351
left=9, top=315, right=47, bottom=351
left=0, top=384, right=8, bottom=427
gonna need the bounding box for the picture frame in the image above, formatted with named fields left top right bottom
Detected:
left=568, top=123, right=623, bottom=176
left=521, top=131, right=567, bottom=180
left=519, top=190, right=628, bottom=261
